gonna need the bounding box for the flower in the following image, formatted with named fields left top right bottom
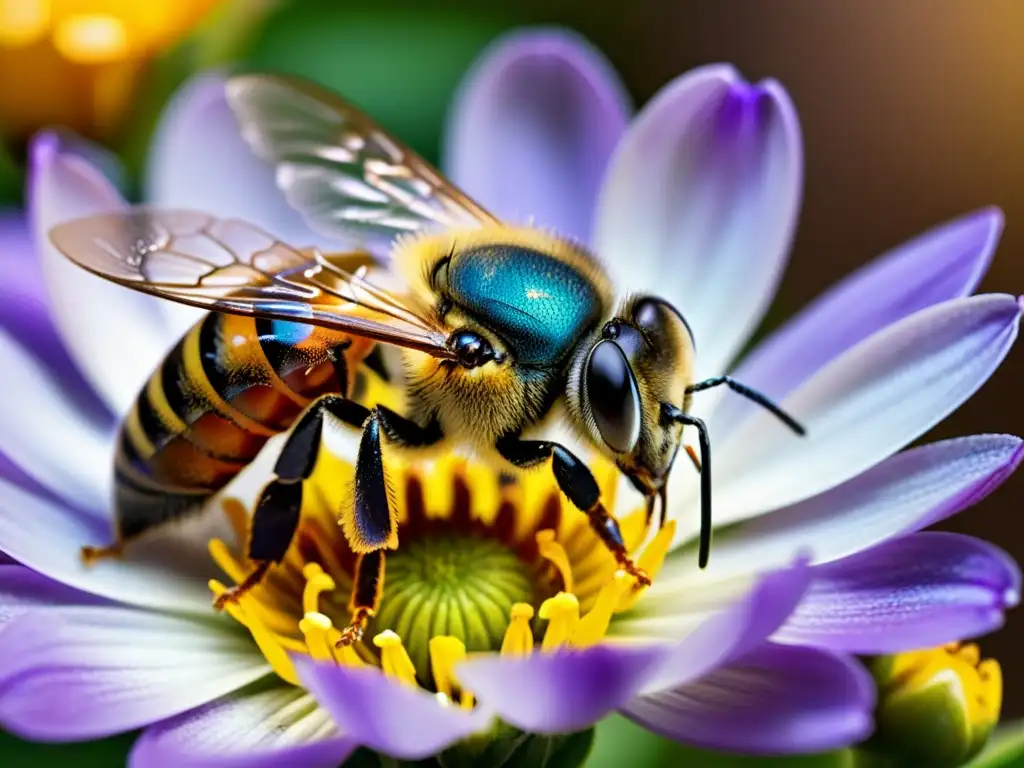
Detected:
left=0, top=26, right=1019, bottom=766
left=866, top=643, right=1001, bottom=767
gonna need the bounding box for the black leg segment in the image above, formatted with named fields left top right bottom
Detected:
left=662, top=403, right=712, bottom=569
left=496, top=435, right=650, bottom=586
left=337, top=549, right=386, bottom=647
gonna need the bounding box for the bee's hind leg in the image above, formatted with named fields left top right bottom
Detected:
left=496, top=435, right=652, bottom=587
left=215, top=394, right=372, bottom=611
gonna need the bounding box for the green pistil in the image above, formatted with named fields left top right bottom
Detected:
left=371, top=535, right=536, bottom=682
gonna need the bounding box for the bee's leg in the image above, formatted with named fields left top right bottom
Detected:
left=214, top=394, right=371, bottom=611
left=337, top=550, right=385, bottom=646
left=495, top=436, right=652, bottom=587
left=335, top=406, right=442, bottom=639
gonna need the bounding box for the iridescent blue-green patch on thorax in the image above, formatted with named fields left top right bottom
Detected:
left=446, top=245, right=603, bottom=365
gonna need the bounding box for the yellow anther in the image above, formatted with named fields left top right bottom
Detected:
left=574, top=571, right=634, bottom=647
left=957, top=643, right=981, bottom=666
left=536, top=529, right=574, bottom=593
left=208, top=539, right=247, bottom=584
left=539, top=592, right=580, bottom=651
left=210, top=579, right=298, bottom=685
left=299, top=611, right=337, bottom=662
left=430, top=636, right=474, bottom=710
left=501, top=603, right=536, bottom=656
left=302, top=563, right=336, bottom=614
left=977, top=659, right=1002, bottom=720
left=617, top=520, right=677, bottom=612
left=373, top=630, right=418, bottom=686
left=618, top=508, right=648, bottom=554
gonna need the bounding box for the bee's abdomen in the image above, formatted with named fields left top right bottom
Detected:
left=114, top=311, right=370, bottom=540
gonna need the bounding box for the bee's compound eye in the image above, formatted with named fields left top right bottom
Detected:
left=585, top=339, right=641, bottom=453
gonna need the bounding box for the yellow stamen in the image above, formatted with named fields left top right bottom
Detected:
left=956, top=643, right=981, bottom=666
left=210, top=579, right=298, bottom=685
left=977, top=659, right=1002, bottom=722
left=221, top=498, right=250, bottom=546
left=617, top=520, right=677, bottom=612
left=374, top=630, right=418, bottom=686
left=536, top=529, right=574, bottom=593
left=299, top=611, right=337, bottom=662
left=208, top=538, right=247, bottom=585
left=429, top=636, right=474, bottom=709
left=574, top=571, right=634, bottom=647
left=501, top=603, right=535, bottom=656
left=539, top=592, right=579, bottom=650
left=618, top=509, right=648, bottom=554
left=302, top=562, right=337, bottom=614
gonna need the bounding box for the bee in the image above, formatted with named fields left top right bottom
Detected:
left=49, top=74, right=805, bottom=644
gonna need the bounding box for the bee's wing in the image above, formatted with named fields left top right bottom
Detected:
left=49, top=207, right=456, bottom=358
left=225, top=73, right=499, bottom=253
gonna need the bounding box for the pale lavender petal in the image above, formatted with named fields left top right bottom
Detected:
left=0, top=564, right=106, bottom=634
left=686, top=294, right=1021, bottom=538
left=636, top=558, right=811, bottom=693
left=595, top=64, right=802, bottom=379
left=147, top=73, right=333, bottom=254
left=0, top=478, right=215, bottom=613
left=623, top=644, right=874, bottom=754
left=29, top=132, right=177, bottom=414
left=660, top=435, right=1023, bottom=582
left=715, top=208, right=1003, bottom=437
left=776, top=532, right=1021, bottom=653
left=0, top=606, right=268, bottom=740
left=0, top=209, right=109, bottom=421
left=297, top=661, right=492, bottom=759
left=132, top=687, right=354, bottom=768
left=445, top=28, right=630, bottom=243
left=456, top=643, right=668, bottom=734
left=0, top=328, right=114, bottom=513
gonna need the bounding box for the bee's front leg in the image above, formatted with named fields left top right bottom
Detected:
left=495, top=435, right=651, bottom=587
left=336, top=405, right=443, bottom=645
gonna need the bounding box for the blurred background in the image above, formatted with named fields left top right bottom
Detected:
left=1, top=0, right=1023, bottom=764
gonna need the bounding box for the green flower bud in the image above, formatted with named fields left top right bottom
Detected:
left=867, top=643, right=1002, bottom=767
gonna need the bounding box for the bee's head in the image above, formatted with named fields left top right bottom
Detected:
left=568, top=295, right=695, bottom=500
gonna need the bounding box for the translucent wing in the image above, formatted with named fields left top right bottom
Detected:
left=48, top=207, right=456, bottom=358
left=225, top=73, right=499, bottom=252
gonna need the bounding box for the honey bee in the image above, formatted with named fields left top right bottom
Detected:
left=49, top=75, right=804, bottom=644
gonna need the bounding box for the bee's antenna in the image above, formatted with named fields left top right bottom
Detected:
left=661, top=403, right=711, bottom=569
left=686, top=376, right=805, bottom=436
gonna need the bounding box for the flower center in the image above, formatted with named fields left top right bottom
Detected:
left=374, top=534, right=538, bottom=680
left=207, top=451, right=677, bottom=700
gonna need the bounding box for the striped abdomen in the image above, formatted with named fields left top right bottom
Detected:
left=114, top=312, right=376, bottom=541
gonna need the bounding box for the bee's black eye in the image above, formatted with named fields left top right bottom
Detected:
left=634, top=296, right=695, bottom=351
left=585, top=339, right=641, bottom=453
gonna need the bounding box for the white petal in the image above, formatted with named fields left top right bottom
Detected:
left=0, top=605, right=268, bottom=740
left=659, top=435, right=1023, bottom=583
left=132, top=686, right=353, bottom=768
left=594, top=65, right=802, bottom=379
left=671, top=294, right=1021, bottom=543
left=0, top=478, right=216, bottom=614
left=0, top=328, right=112, bottom=512
left=29, top=134, right=178, bottom=415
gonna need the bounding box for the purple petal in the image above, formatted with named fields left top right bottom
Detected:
left=638, top=558, right=811, bottom=692
left=456, top=643, right=668, bottom=734
left=716, top=208, right=1003, bottom=438
left=0, top=209, right=109, bottom=423
left=665, top=435, right=1024, bottom=582
left=445, top=28, right=630, bottom=243
left=0, top=606, right=268, bottom=740
left=624, top=644, right=874, bottom=754
left=776, top=532, right=1021, bottom=653
left=29, top=132, right=178, bottom=415
left=131, top=687, right=354, bottom=768
left=297, top=660, right=492, bottom=759
left=146, top=73, right=334, bottom=253
left=696, top=294, right=1022, bottom=534
left=0, top=564, right=106, bottom=634
left=595, top=64, right=802, bottom=379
